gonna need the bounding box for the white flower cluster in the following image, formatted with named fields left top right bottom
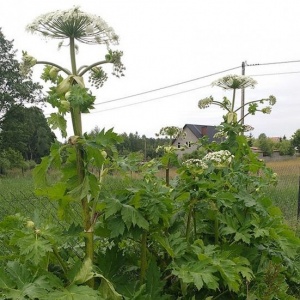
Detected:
left=203, top=150, right=234, bottom=168
left=212, top=75, right=257, bottom=90
left=182, top=159, right=208, bottom=170
left=198, top=96, right=214, bottom=109
left=183, top=150, right=234, bottom=173
left=26, top=6, right=118, bottom=45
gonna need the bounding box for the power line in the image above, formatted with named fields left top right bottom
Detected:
left=247, top=59, right=300, bottom=67
left=250, top=70, right=300, bottom=77
left=91, top=84, right=211, bottom=114
left=94, top=65, right=241, bottom=106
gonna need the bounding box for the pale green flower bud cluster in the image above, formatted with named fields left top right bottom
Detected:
left=212, top=75, right=257, bottom=90
left=107, top=50, right=126, bottom=78
left=20, top=51, right=37, bottom=76
left=88, top=66, right=108, bottom=88
left=268, top=95, right=276, bottom=106
left=198, top=96, right=214, bottom=109
left=261, top=107, right=272, bottom=114
left=213, top=131, right=227, bottom=139
left=26, top=6, right=119, bottom=46
left=243, top=125, right=254, bottom=132
left=156, top=145, right=177, bottom=153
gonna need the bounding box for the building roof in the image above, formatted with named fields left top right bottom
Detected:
left=183, top=124, right=216, bottom=139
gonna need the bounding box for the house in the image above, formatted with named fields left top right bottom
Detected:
left=172, top=124, right=218, bottom=158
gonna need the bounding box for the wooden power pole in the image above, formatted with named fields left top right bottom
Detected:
left=241, top=61, right=246, bottom=125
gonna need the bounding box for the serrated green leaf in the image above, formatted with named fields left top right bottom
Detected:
left=105, top=198, right=123, bottom=219
left=47, top=284, right=101, bottom=300
left=68, top=175, right=90, bottom=201
left=121, top=204, right=149, bottom=230
left=152, top=233, right=175, bottom=257
left=68, top=258, right=94, bottom=285
left=108, top=217, right=125, bottom=238
left=0, top=267, right=14, bottom=289
left=97, top=273, right=123, bottom=300
left=47, top=113, right=67, bottom=138
left=145, top=259, right=166, bottom=298
left=6, top=261, right=31, bottom=289
left=16, top=235, right=53, bottom=265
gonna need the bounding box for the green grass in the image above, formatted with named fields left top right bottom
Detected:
left=265, top=158, right=300, bottom=228
left=1, top=160, right=299, bottom=227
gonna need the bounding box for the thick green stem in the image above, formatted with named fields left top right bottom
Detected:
left=52, top=246, right=68, bottom=275
left=193, top=208, right=197, bottom=239
left=214, top=216, right=219, bottom=245
left=231, top=88, right=236, bottom=111
left=186, top=204, right=193, bottom=243
left=166, top=158, right=170, bottom=186
left=69, top=37, right=94, bottom=287
left=36, top=61, right=71, bottom=75
left=140, top=231, right=148, bottom=284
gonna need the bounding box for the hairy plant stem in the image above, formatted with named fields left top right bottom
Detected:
left=52, top=245, right=68, bottom=275
left=214, top=216, right=219, bottom=245
left=69, top=37, right=94, bottom=288
left=231, top=88, right=236, bottom=111
left=140, top=231, right=148, bottom=284
left=165, top=158, right=170, bottom=186
left=186, top=203, right=194, bottom=243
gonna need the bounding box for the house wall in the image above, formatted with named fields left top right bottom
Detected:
left=174, top=127, right=200, bottom=158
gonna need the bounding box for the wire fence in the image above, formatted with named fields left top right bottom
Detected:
left=0, top=158, right=299, bottom=257
left=0, top=191, right=83, bottom=258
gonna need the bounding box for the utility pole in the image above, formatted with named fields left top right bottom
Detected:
left=241, top=61, right=246, bottom=125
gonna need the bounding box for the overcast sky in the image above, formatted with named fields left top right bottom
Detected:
left=1, top=0, right=300, bottom=139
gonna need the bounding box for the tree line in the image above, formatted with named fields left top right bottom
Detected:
left=250, top=132, right=300, bottom=157
left=1, top=25, right=300, bottom=174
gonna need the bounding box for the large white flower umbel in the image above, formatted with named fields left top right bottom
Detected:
left=26, top=6, right=119, bottom=46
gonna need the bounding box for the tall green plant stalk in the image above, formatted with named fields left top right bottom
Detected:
left=140, top=231, right=148, bottom=284
left=69, top=36, right=94, bottom=267
left=23, top=7, right=125, bottom=289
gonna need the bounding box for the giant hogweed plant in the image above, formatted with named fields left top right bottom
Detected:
left=0, top=9, right=300, bottom=298
left=0, top=7, right=125, bottom=299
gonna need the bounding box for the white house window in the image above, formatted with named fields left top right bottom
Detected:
left=177, top=142, right=181, bottom=148
left=186, top=141, right=191, bottom=148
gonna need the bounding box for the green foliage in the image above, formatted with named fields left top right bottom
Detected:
left=0, top=28, right=43, bottom=117
left=2, top=13, right=300, bottom=298
left=0, top=148, right=24, bottom=174
left=0, top=105, right=55, bottom=162
left=277, top=139, right=295, bottom=156
left=291, top=129, right=300, bottom=153
left=258, top=133, right=274, bottom=156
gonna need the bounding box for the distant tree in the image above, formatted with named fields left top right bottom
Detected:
left=258, top=133, right=273, bottom=156
left=291, top=129, right=300, bottom=153
left=277, top=139, right=295, bottom=156
left=0, top=105, right=55, bottom=162
left=0, top=28, right=44, bottom=118
left=0, top=148, right=24, bottom=174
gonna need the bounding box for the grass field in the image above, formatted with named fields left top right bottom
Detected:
left=0, top=158, right=299, bottom=227
left=265, top=157, right=300, bottom=227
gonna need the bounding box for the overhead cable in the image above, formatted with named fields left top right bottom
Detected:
left=91, top=84, right=211, bottom=114
left=94, top=65, right=241, bottom=106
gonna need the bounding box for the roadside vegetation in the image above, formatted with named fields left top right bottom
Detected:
left=1, top=7, right=300, bottom=300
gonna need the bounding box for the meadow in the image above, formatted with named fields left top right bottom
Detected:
left=0, top=157, right=299, bottom=226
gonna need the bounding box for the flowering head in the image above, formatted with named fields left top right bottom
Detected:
left=261, top=106, right=272, bottom=114
left=268, top=95, right=276, bottom=106
left=182, top=158, right=208, bottom=175
left=212, top=75, right=257, bottom=90
left=26, top=6, right=119, bottom=46
left=198, top=96, right=214, bottom=109
left=203, top=150, right=234, bottom=169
